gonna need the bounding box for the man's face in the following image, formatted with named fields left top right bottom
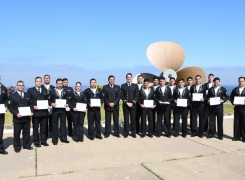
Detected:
left=16, top=82, right=24, bottom=92
left=208, top=76, right=214, bottom=83
left=195, top=76, right=202, bottom=84
left=76, top=83, right=81, bottom=91
left=170, top=79, right=175, bottom=86
left=35, top=78, right=42, bottom=88
left=153, top=79, right=159, bottom=86
left=90, top=80, right=96, bottom=88
left=214, top=80, right=220, bottom=87
left=126, top=75, right=132, bottom=83
left=144, top=81, right=149, bottom=89
left=239, top=78, right=245, bottom=87
left=63, top=80, right=68, bottom=87
left=159, top=79, right=166, bottom=86
left=44, top=76, right=50, bottom=84
left=137, top=76, right=143, bottom=84
left=187, top=78, right=193, bottom=86
left=178, top=81, right=184, bottom=88
left=109, top=77, right=115, bottom=85
left=56, top=81, right=63, bottom=89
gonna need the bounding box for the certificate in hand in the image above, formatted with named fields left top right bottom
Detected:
left=76, top=103, right=87, bottom=111
left=55, top=99, right=66, bottom=108
left=210, top=97, right=220, bottom=106
left=91, top=99, right=101, bottom=107
left=192, top=93, right=203, bottom=101
left=177, top=99, right=187, bottom=107
left=18, top=107, right=31, bottom=116
left=0, top=104, right=6, bottom=114
left=144, top=100, right=154, bottom=108
left=234, top=96, right=245, bottom=105
left=37, top=100, right=48, bottom=110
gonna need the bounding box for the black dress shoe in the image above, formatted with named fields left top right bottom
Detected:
left=182, top=135, right=186, bottom=138
left=141, top=135, right=145, bottom=138
left=74, top=140, right=79, bottom=142
left=132, top=134, right=136, bottom=138
left=41, top=142, right=49, bottom=146
left=90, top=137, right=94, bottom=140
left=207, top=135, right=213, bottom=139
left=218, top=137, right=223, bottom=140
left=61, top=140, right=70, bottom=143
left=79, top=139, right=84, bottom=142
left=199, top=135, right=203, bottom=138
left=53, top=143, right=57, bottom=145
left=156, top=135, right=160, bottom=138
left=113, top=134, right=120, bottom=138
left=34, top=144, right=41, bottom=147
left=165, top=134, right=171, bottom=138
left=191, top=134, right=196, bottom=137
left=0, top=150, right=8, bottom=155
left=15, top=149, right=20, bottom=153
left=124, top=135, right=128, bottom=138
left=148, top=134, right=153, bottom=138
left=174, top=134, right=178, bottom=137
left=104, top=135, right=109, bottom=138
left=23, top=146, right=33, bottom=150
left=68, top=134, right=73, bottom=137
left=96, top=136, right=103, bottom=139
left=242, top=139, right=245, bottom=142
left=232, top=138, right=239, bottom=141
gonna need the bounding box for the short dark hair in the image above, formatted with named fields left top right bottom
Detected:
left=90, top=78, right=96, bottom=83
left=17, top=80, right=24, bottom=85
left=76, top=82, right=82, bottom=85
left=159, top=77, right=166, bottom=81
left=62, top=78, right=68, bottom=82
left=187, top=76, right=192, bottom=81
left=144, top=78, right=150, bottom=82
left=137, top=75, right=143, bottom=78
left=208, top=73, right=214, bottom=77
left=178, top=78, right=184, bottom=82
left=44, top=74, right=50, bottom=78
left=170, top=77, right=175, bottom=81
left=108, top=75, right=115, bottom=80
left=35, top=76, right=42, bottom=81
left=56, top=78, right=63, bottom=83
left=153, top=76, right=159, bottom=81
left=126, top=73, right=132, bottom=78
left=195, top=75, right=201, bottom=78
left=238, top=76, right=245, bottom=81
left=213, top=77, right=220, bottom=82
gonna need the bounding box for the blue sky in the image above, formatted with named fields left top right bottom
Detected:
left=0, top=0, right=244, bottom=87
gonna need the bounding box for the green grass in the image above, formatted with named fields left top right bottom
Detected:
left=4, top=103, right=234, bottom=128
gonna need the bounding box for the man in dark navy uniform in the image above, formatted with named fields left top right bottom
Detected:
left=135, top=75, right=143, bottom=134
left=151, top=76, right=159, bottom=133
left=9, top=81, right=34, bottom=153
left=121, top=73, right=139, bottom=138
left=230, top=76, right=245, bottom=142
left=0, top=82, right=8, bottom=154
left=185, top=76, right=193, bottom=132
left=207, top=77, right=229, bottom=140
left=102, top=75, right=121, bottom=138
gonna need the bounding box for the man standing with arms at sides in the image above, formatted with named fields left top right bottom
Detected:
left=136, top=75, right=143, bottom=134
left=185, top=76, right=193, bottom=132
left=138, top=78, right=156, bottom=138
left=190, top=75, right=207, bottom=138
left=0, top=82, right=8, bottom=154
left=28, top=77, right=49, bottom=147
left=203, top=74, right=215, bottom=133
left=9, top=81, right=34, bottom=153
left=121, top=73, right=139, bottom=138
left=207, top=77, right=229, bottom=140
left=84, top=78, right=103, bottom=140
left=41, top=74, right=55, bottom=139
left=49, top=78, right=69, bottom=145
left=173, top=78, right=191, bottom=137
left=230, top=77, right=245, bottom=142
left=168, top=77, right=176, bottom=130
left=62, top=78, right=74, bottom=137
left=102, top=75, right=121, bottom=138
left=151, top=77, right=159, bottom=133
left=154, top=77, right=173, bottom=138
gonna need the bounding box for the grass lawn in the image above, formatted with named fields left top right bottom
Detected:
left=3, top=102, right=235, bottom=129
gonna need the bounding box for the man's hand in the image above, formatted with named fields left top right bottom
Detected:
left=220, top=99, right=224, bottom=103
left=174, top=100, right=177, bottom=104
left=34, top=106, right=38, bottom=110
left=83, top=109, right=87, bottom=112
left=208, top=100, right=210, bottom=104
left=151, top=105, right=156, bottom=109
left=126, top=102, right=133, bottom=107
left=73, top=108, right=78, bottom=111
left=140, top=104, right=145, bottom=108
left=109, top=103, right=114, bottom=108
left=30, top=113, right=34, bottom=117
left=51, top=103, right=56, bottom=107
left=17, top=113, right=22, bottom=118
left=200, top=98, right=204, bottom=102
left=5, top=107, right=8, bottom=112
left=65, top=104, right=68, bottom=107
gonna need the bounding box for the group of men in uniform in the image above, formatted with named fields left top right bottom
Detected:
left=0, top=73, right=245, bottom=155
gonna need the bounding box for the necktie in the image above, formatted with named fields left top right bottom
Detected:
left=38, top=88, right=41, bottom=93
left=128, top=83, right=131, bottom=87
left=20, top=92, right=23, bottom=98
left=110, top=85, right=113, bottom=88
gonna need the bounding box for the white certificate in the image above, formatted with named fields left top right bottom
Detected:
left=76, top=103, right=87, bottom=111
left=37, top=100, right=48, bottom=110
left=55, top=99, right=66, bottom=108
left=234, top=96, right=245, bottom=105
left=210, top=97, right=220, bottom=106
left=144, top=100, right=154, bottom=108
left=66, top=107, right=70, bottom=111
left=18, top=107, right=31, bottom=116
left=91, top=99, right=101, bottom=107
left=0, top=104, right=6, bottom=114
left=192, top=93, right=203, bottom=101
left=177, top=99, right=187, bottom=107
